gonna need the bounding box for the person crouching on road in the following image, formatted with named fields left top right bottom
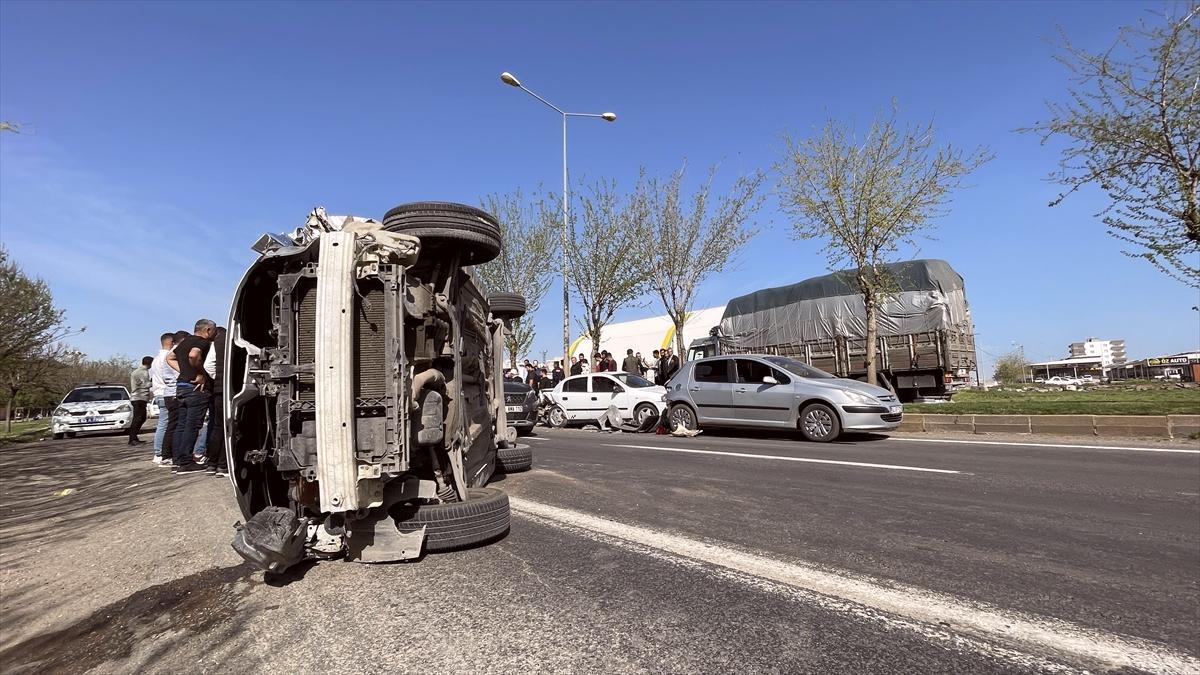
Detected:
left=127, top=356, right=153, bottom=446
left=167, top=319, right=215, bottom=475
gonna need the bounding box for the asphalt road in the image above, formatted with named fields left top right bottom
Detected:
left=1, top=427, right=1197, bottom=674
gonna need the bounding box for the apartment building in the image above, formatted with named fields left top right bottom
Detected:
left=1068, top=338, right=1127, bottom=369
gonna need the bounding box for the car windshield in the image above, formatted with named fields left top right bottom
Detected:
left=504, top=381, right=531, bottom=393
left=613, top=373, right=655, bottom=388
left=63, top=387, right=129, bottom=403
left=763, top=357, right=835, bottom=379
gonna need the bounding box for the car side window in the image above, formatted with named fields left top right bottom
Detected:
left=563, top=377, right=587, bottom=393
left=736, top=359, right=775, bottom=384
left=694, top=360, right=731, bottom=383
left=591, top=376, right=616, bottom=393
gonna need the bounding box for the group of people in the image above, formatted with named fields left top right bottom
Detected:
left=508, top=346, right=683, bottom=389
left=126, top=319, right=228, bottom=477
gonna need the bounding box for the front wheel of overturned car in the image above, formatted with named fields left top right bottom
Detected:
left=496, top=444, right=532, bottom=473
left=393, top=487, right=510, bottom=553
left=799, top=402, right=841, bottom=443
left=487, top=291, right=527, bottom=321
left=547, top=405, right=566, bottom=428
left=668, top=404, right=697, bottom=431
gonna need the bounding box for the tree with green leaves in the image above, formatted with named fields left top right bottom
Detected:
left=474, top=189, right=558, bottom=367
left=1023, top=6, right=1199, bottom=286
left=565, top=178, right=652, bottom=353
left=642, top=163, right=765, bottom=355
left=0, top=246, right=80, bottom=431
left=993, top=350, right=1031, bottom=384
left=775, top=107, right=992, bottom=385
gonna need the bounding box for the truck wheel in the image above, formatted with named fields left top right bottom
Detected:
left=496, top=444, right=532, bottom=473
left=393, top=487, right=510, bottom=552
left=488, top=292, right=527, bottom=321
left=382, top=202, right=501, bottom=266
left=668, top=404, right=697, bottom=431
left=547, top=405, right=566, bottom=428
left=799, top=402, right=841, bottom=442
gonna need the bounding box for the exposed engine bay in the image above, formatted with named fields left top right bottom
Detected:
left=223, top=203, right=525, bottom=571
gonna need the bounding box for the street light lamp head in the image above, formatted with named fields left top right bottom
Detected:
left=500, top=72, right=522, bottom=87
left=601, top=112, right=617, bottom=122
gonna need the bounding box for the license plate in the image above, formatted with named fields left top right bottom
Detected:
left=505, top=405, right=523, bottom=413
left=889, top=406, right=902, bottom=414
left=83, top=416, right=101, bottom=424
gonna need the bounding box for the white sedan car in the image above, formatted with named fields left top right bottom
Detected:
left=544, top=372, right=666, bottom=427
left=1045, top=376, right=1082, bottom=386
left=51, top=383, right=135, bottom=439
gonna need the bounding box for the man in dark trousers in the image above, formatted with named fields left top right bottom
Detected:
left=203, top=326, right=228, bottom=476
left=167, top=319, right=216, bottom=475
left=127, top=356, right=153, bottom=445
left=622, top=349, right=640, bottom=374
left=551, top=360, right=565, bottom=385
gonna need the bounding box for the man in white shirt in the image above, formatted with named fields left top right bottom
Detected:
left=150, top=332, right=177, bottom=465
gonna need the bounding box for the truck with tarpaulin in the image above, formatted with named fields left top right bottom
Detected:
left=687, top=259, right=977, bottom=401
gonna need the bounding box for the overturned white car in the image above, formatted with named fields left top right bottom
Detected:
left=224, top=202, right=528, bottom=571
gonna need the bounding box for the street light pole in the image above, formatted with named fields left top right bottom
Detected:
left=500, top=71, right=616, bottom=368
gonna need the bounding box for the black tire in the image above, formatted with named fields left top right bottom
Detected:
left=547, top=405, right=566, bottom=428
left=668, top=404, right=697, bottom=431
left=66, top=432, right=77, bottom=438
left=799, top=402, right=841, bottom=442
left=392, top=487, right=510, bottom=552
left=488, top=292, right=527, bottom=320
left=53, top=433, right=64, bottom=440
left=382, top=202, right=501, bottom=266
left=496, top=444, right=532, bottom=473
left=633, top=402, right=658, bottom=426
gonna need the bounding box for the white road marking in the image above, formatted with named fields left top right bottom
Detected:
left=524, top=436, right=549, bottom=441
left=511, top=497, right=1198, bottom=675
left=604, top=443, right=961, bottom=474
left=891, top=437, right=1200, bottom=454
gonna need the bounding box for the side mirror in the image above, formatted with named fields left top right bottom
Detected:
left=612, top=386, right=624, bottom=394
left=762, top=376, right=778, bottom=385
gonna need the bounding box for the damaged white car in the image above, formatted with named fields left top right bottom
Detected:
left=224, top=202, right=528, bottom=572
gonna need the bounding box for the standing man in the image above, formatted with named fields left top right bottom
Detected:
left=569, top=356, right=581, bottom=377
left=662, top=348, right=681, bottom=384
left=650, top=350, right=662, bottom=385
left=203, top=326, right=228, bottom=476
left=579, top=354, right=591, bottom=374
left=622, top=349, right=640, bottom=374
left=167, top=319, right=216, bottom=475
left=551, top=360, right=565, bottom=385
left=127, top=356, right=153, bottom=446
left=150, top=332, right=177, bottom=464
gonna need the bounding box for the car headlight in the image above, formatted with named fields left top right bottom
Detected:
left=843, top=390, right=879, bottom=405
left=53, top=407, right=68, bottom=417
left=117, top=403, right=133, bottom=413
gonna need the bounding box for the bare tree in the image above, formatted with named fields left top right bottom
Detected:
left=643, top=163, right=765, bottom=355
left=0, top=247, right=80, bottom=430
left=474, top=189, right=558, bottom=367
left=565, top=179, right=652, bottom=352
left=1022, top=6, right=1200, bottom=286
left=775, top=108, right=992, bottom=385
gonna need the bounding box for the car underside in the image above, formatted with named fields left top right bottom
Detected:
left=223, top=203, right=526, bottom=571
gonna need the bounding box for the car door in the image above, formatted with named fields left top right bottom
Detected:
left=734, top=358, right=795, bottom=427
left=590, top=375, right=628, bottom=419
left=688, top=359, right=735, bottom=423
left=558, top=375, right=589, bottom=419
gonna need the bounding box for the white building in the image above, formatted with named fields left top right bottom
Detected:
left=1067, top=338, right=1127, bottom=371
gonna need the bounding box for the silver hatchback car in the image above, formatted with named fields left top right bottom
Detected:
left=664, top=355, right=902, bottom=442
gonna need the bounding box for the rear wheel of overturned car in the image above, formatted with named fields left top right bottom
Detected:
left=547, top=405, right=566, bottom=428
left=799, top=402, right=841, bottom=442
left=488, top=292, right=527, bottom=321
left=668, top=404, right=697, bottom=431
left=381, top=201, right=502, bottom=266
left=496, top=444, right=532, bottom=473
left=393, top=487, right=510, bottom=553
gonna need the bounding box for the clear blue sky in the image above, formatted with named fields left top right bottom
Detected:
left=2, top=0, right=1197, bottom=374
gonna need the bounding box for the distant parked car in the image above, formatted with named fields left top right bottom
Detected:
left=502, top=380, right=538, bottom=435
left=544, top=372, right=666, bottom=428
left=51, top=383, right=134, bottom=439
left=1079, top=375, right=1096, bottom=384
left=1045, top=376, right=1082, bottom=387
left=664, top=355, right=902, bottom=442
left=1033, top=377, right=1046, bottom=384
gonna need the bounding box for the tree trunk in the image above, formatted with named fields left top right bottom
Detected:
left=673, top=315, right=686, bottom=359
left=588, top=315, right=603, bottom=359
left=4, top=397, right=11, bottom=434
left=864, top=295, right=878, bottom=386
